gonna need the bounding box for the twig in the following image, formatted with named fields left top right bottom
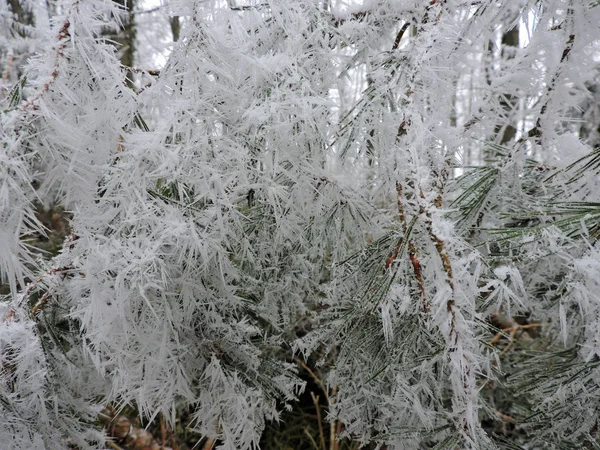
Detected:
left=392, top=22, right=410, bottom=50
left=496, top=411, right=514, bottom=422
left=489, top=323, right=542, bottom=356
left=294, top=357, right=329, bottom=403
left=521, top=29, right=575, bottom=142
left=230, top=3, right=269, bottom=11
left=333, top=420, right=342, bottom=450
left=489, top=323, right=541, bottom=345
left=311, top=392, right=327, bottom=450
left=414, top=177, right=456, bottom=334
left=202, top=438, right=216, bottom=450
left=31, top=292, right=51, bottom=317
left=330, top=385, right=339, bottom=450
left=160, top=414, right=167, bottom=447
left=330, top=416, right=337, bottom=450
left=395, top=182, right=430, bottom=313
left=129, top=67, right=161, bottom=76
left=22, top=17, right=71, bottom=110
left=498, top=327, right=519, bottom=357
left=295, top=358, right=340, bottom=450
left=305, top=428, right=321, bottom=450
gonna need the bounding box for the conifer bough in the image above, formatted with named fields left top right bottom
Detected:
left=1, top=1, right=600, bottom=449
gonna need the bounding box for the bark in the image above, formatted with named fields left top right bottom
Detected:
left=112, top=0, right=136, bottom=88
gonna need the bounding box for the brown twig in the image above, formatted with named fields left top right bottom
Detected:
left=202, top=438, right=216, bottom=450
left=333, top=420, right=343, bottom=450
left=160, top=414, right=167, bottom=447
left=330, top=385, right=339, bottom=450
left=311, top=392, right=327, bottom=450
left=415, top=173, right=455, bottom=334
left=31, top=292, right=51, bottom=317
left=394, top=182, right=430, bottom=313
left=294, top=357, right=329, bottom=403
left=22, top=17, right=72, bottom=110
left=130, top=67, right=161, bottom=76
left=489, top=323, right=541, bottom=345
left=295, top=358, right=344, bottom=450
left=498, top=327, right=519, bottom=357
left=489, top=323, right=542, bottom=356
left=496, top=411, right=514, bottom=422
left=305, top=428, right=321, bottom=450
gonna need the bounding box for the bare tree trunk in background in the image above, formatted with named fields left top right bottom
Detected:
left=7, top=0, right=34, bottom=36
left=112, top=0, right=136, bottom=88
left=171, top=16, right=180, bottom=42
left=579, top=76, right=600, bottom=149
left=496, top=26, right=519, bottom=145
left=4, top=0, right=35, bottom=82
